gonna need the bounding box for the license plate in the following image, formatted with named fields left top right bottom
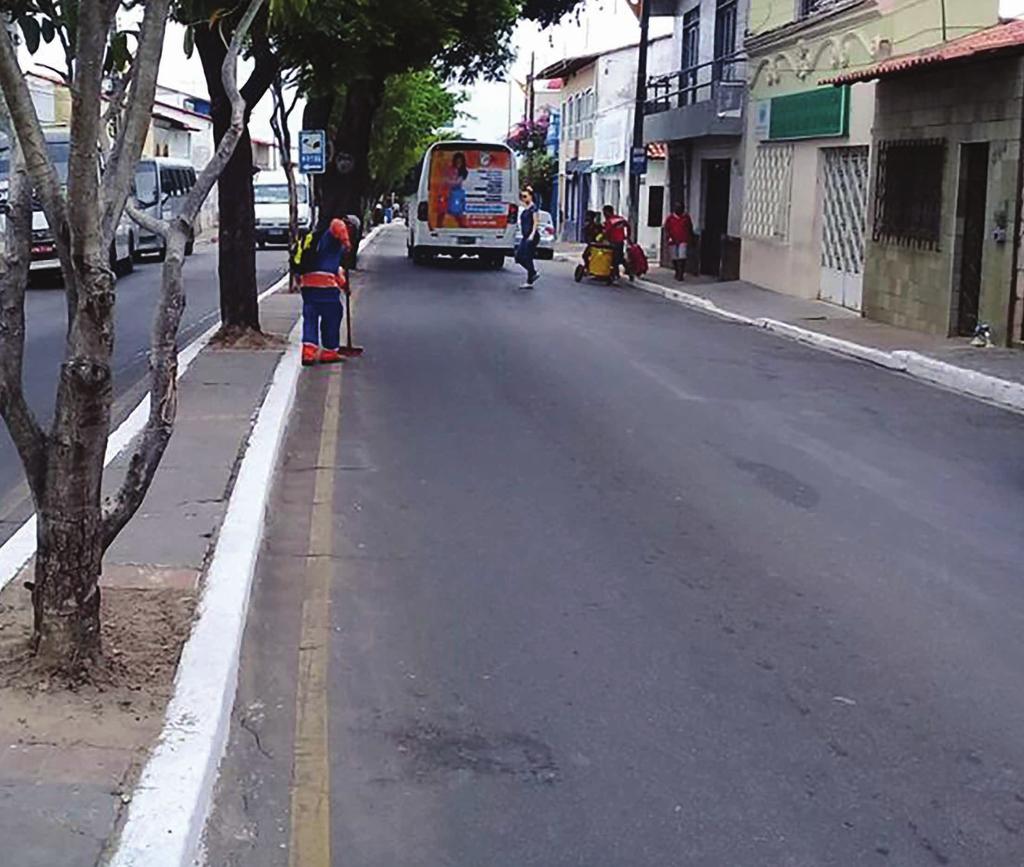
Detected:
left=456, top=236, right=476, bottom=245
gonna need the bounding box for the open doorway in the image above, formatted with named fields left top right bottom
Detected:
left=953, top=142, right=989, bottom=336
left=701, top=159, right=731, bottom=276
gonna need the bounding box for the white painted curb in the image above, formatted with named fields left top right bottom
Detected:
left=0, top=277, right=290, bottom=597
left=108, top=220, right=383, bottom=867
left=632, top=276, right=1024, bottom=413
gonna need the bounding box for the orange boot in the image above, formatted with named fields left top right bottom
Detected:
left=319, top=348, right=343, bottom=364
left=301, top=343, right=319, bottom=367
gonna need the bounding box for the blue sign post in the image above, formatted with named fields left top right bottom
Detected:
left=298, top=129, right=326, bottom=175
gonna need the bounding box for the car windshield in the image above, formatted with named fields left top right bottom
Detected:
left=255, top=184, right=307, bottom=204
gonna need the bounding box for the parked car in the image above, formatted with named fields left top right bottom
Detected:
left=133, top=157, right=197, bottom=260
left=0, top=128, right=136, bottom=277
left=514, top=208, right=555, bottom=260
left=254, top=170, right=313, bottom=247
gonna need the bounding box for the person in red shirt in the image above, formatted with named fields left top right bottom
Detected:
left=299, top=216, right=351, bottom=366
left=663, top=203, right=694, bottom=281
left=601, top=204, right=629, bottom=278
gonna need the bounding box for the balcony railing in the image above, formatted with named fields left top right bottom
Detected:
left=645, top=53, right=746, bottom=116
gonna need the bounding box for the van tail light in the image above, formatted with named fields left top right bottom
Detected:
left=417, top=201, right=428, bottom=222
left=507, top=203, right=518, bottom=225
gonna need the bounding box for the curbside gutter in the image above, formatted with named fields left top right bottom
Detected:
left=108, top=222, right=386, bottom=867
left=632, top=275, right=1024, bottom=414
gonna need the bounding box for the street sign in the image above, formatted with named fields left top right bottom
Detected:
left=298, top=129, right=326, bottom=175
left=630, top=146, right=647, bottom=177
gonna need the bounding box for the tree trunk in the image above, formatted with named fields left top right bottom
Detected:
left=34, top=506, right=104, bottom=664
left=321, top=80, right=385, bottom=220
left=195, top=26, right=261, bottom=333
left=34, top=260, right=116, bottom=667
left=215, top=126, right=260, bottom=330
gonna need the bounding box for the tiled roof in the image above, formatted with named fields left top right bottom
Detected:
left=821, top=19, right=1024, bottom=86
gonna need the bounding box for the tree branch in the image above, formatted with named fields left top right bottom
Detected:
left=101, top=0, right=173, bottom=243
left=124, top=201, right=167, bottom=238
left=102, top=0, right=267, bottom=548
left=239, top=5, right=278, bottom=115
left=0, top=27, right=74, bottom=291
left=0, top=129, right=47, bottom=504
left=66, top=0, right=115, bottom=263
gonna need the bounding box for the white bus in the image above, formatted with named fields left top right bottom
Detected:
left=407, top=141, right=519, bottom=269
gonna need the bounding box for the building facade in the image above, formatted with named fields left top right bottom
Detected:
left=549, top=53, right=598, bottom=242
left=741, top=0, right=1001, bottom=311
left=546, top=37, right=673, bottom=250
left=829, top=21, right=1024, bottom=344
left=645, top=0, right=749, bottom=278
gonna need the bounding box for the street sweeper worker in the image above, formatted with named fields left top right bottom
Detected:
left=294, top=215, right=351, bottom=366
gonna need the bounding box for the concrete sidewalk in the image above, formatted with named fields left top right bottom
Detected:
left=0, top=288, right=301, bottom=867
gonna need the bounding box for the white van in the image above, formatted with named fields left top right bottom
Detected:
left=133, top=157, right=197, bottom=259
left=254, top=170, right=313, bottom=247
left=408, top=141, right=519, bottom=268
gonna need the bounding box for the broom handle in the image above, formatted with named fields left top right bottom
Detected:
left=345, top=273, right=354, bottom=349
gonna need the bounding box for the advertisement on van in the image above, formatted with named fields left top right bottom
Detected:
left=428, top=146, right=512, bottom=230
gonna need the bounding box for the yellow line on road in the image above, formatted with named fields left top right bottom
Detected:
left=288, top=370, right=342, bottom=867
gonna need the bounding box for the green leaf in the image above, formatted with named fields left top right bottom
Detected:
left=183, top=25, right=195, bottom=59
left=19, top=16, right=41, bottom=54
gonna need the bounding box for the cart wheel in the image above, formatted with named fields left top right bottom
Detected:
left=574, top=265, right=584, bottom=283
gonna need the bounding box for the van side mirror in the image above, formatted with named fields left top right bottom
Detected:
left=417, top=201, right=428, bottom=222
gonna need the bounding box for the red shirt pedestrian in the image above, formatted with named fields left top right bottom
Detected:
left=664, top=210, right=693, bottom=246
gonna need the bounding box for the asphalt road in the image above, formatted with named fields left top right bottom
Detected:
left=0, top=245, right=288, bottom=532
left=208, top=225, right=1024, bottom=866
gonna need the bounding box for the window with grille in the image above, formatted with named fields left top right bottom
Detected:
left=743, top=143, right=794, bottom=241
left=873, top=139, right=946, bottom=250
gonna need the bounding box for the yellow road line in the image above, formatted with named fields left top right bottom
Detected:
left=288, top=370, right=342, bottom=867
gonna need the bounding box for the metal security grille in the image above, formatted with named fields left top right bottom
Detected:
left=873, top=138, right=946, bottom=250
left=821, top=147, right=869, bottom=275
left=743, top=143, right=794, bottom=240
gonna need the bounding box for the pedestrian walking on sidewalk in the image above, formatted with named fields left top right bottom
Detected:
left=516, top=186, right=540, bottom=289
left=663, top=202, right=694, bottom=281
left=295, top=215, right=351, bottom=366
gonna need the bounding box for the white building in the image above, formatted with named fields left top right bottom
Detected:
left=644, top=0, right=748, bottom=277
left=544, top=34, right=674, bottom=253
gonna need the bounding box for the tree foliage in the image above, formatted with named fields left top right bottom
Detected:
left=368, top=71, right=464, bottom=201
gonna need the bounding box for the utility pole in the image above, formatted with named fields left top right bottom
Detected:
left=526, top=51, right=536, bottom=193
left=628, top=0, right=651, bottom=242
